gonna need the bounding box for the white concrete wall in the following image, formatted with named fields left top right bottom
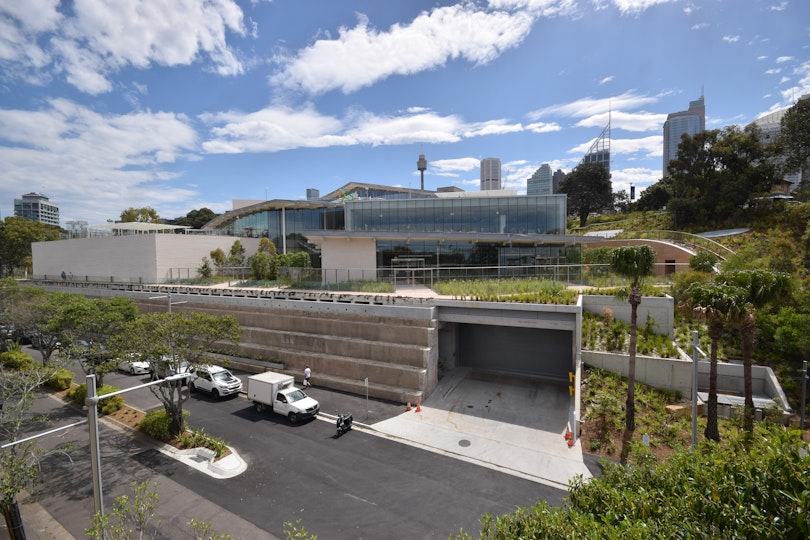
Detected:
left=581, top=294, right=675, bottom=338
left=32, top=235, right=260, bottom=283
left=582, top=350, right=791, bottom=412
left=319, top=236, right=377, bottom=283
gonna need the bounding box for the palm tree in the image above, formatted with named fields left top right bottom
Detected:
left=717, top=270, right=791, bottom=432
left=682, top=282, right=748, bottom=442
left=609, top=245, right=656, bottom=433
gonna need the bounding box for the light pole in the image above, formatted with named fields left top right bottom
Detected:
left=85, top=373, right=186, bottom=519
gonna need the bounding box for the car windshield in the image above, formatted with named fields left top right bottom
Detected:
left=287, top=389, right=306, bottom=402
left=212, top=371, right=233, bottom=381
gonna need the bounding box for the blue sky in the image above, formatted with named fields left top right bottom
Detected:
left=1, top=0, right=808, bottom=225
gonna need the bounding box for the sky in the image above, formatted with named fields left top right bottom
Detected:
left=1, top=0, right=809, bottom=226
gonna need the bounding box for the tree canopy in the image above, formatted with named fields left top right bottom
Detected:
left=173, top=208, right=218, bottom=229
left=776, top=96, right=810, bottom=181
left=119, top=207, right=160, bottom=223
left=0, top=216, right=62, bottom=277
left=558, top=162, right=613, bottom=227
left=663, top=125, right=777, bottom=227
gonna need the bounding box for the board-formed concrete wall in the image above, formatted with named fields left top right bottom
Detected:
left=580, top=294, right=675, bottom=338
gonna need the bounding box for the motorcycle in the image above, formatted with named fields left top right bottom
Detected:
left=335, top=412, right=353, bottom=437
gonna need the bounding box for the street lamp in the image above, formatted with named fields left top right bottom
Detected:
left=85, top=373, right=186, bottom=519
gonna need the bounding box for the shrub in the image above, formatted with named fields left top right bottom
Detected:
left=178, top=428, right=229, bottom=458
left=46, top=368, right=74, bottom=390
left=68, top=383, right=124, bottom=414
left=139, top=409, right=174, bottom=441
left=0, top=350, right=33, bottom=370
left=139, top=409, right=188, bottom=442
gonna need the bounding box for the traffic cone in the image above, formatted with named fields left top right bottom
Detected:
left=564, top=424, right=573, bottom=440
left=406, top=400, right=411, bottom=411
left=415, top=399, right=421, bottom=412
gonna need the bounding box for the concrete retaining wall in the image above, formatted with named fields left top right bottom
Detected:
left=580, top=294, right=674, bottom=338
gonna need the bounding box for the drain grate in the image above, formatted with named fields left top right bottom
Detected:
left=458, top=439, right=471, bottom=447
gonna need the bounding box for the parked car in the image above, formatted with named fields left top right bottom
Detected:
left=117, top=355, right=151, bottom=375
left=188, top=365, right=243, bottom=398
left=151, top=356, right=190, bottom=382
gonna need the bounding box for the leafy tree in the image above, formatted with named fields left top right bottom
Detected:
left=0, top=216, right=62, bottom=277
left=776, top=96, right=810, bottom=187
left=1, top=362, right=70, bottom=538
left=209, top=248, right=226, bottom=275
left=609, top=245, right=655, bottom=438
left=452, top=425, right=810, bottom=539
left=682, top=282, right=748, bottom=441
left=109, top=312, right=241, bottom=438
left=664, top=126, right=776, bottom=227
left=119, top=207, right=160, bottom=223
left=173, top=208, right=218, bottom=229
left=558, top=162, right=613, bottom=227
left=197, top=256, right=213, bottom=279
left=717, top=269, right=792, bottom=432
left=86, top=481, right=161, bottom=540
left=55, top=295, right=139, bottom=386
left=227, top=240, right=246, bottom=268
left=688, top=251, right=718, bottom=273
left=634, top=182, right=670, bottom=211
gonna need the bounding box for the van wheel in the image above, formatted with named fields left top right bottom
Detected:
left=211, top=389, right=220, bottom=399
left=288, top=412, right=298, bottom=424
left=254, top=402, right=264, bottom=413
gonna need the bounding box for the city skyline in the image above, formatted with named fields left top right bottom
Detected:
left=1, top=1, right=808, bottom=225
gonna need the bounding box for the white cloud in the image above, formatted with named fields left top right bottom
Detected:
left=599, top=75, right=615, bottom=85
left=776, top=56, right=794, bottom=63
left=270, top=4, right=536, bottom=95
left=527, top=90, right=660, bottom=120
left=1, top=0, right=247, bottom=93
left=0, top=99, right=199, bottom=222
left=722, top=35, right=740, bottom=43
left=765, top=68, right=782, bottom=75
left=608, top=0, right=678, bottom=16
left=574, top=110, right=667, bottom=132
left=429, top=157, right=482, bottom=177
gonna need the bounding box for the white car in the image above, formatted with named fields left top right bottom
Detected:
left=117, top=355, right=151, bottom=375
left=189, top=365, right=243, bottom=398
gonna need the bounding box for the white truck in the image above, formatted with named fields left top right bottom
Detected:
left=246, top=371, right=320, bottom=423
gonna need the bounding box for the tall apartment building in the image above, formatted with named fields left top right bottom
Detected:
left=753, top=95, right=809, bottom=192
left=663, top=94, right=705, bottom=176
left=527, top=163, right=552, bottom=195
left=552, top=169, right=566, bottom=193
left=14, top=192, right=60, bottom=226
left=480, top=157, right=502, bottom=191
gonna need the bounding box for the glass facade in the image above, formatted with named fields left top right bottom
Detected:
left=345, top=195, right=566, bottom=235
left=208, top=190, right=571, bottom=276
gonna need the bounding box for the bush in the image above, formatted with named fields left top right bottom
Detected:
left=0, top=350, right=33, bottom=370
left=68, top=383, right=124, bottom=414
left=139, top=409, right=188, bottom=442
left=178, top=428, right=229, bottom=458
left=46, top=368, right=74, bottom=390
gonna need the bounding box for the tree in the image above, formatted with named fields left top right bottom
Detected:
left=173, top=208, right=218, bottom=229
left=557, top=162, right=613, bottom=227
left=55, top=295, right=140, bottom=386
left=634, top=182, right=671, bottom=211
left=609, top=245, right=655, bottom=436
left=664, top=126, right=776, bottom=227
left=109, top=312, right=241, bottom=438
left=682, top=282, right=748, bottom=441
left=209, top=248, right=226, bottom=275
left=776, top=96, right=810, bottom=185
left=0, top=216, right=62, bottom=277
left=452, top=425, right=810, bottom=539
left=716, top=269, right=792, bottom=432
left=119, top=207, right=160, bottom=223
left=227, top=240, right=246, bottom=268
left=1, top=361, right=69, bottom=539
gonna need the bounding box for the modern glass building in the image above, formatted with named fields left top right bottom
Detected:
left=663, top=94, right=705, bottom=176
left=527, top=164, right=552, bottom=195
left=202, top=182, right=583, bottom=282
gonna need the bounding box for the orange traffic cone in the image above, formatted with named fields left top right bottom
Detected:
left=564, top=425, right=573, bottom=441
left=406, top=400, right=412, bottom=411
left=415, top=399, right=421, bottom=412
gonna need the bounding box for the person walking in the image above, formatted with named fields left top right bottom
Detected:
left=304, top=366, right=312, bottom=388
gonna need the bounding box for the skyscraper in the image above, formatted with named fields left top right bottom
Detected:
left=663, top=94, right=705, bottom=176
left=480, top=157, right=502, bottom=191
left=579, top=121, right=611, bottom=174
left=527, top=163, right=552, bottom=195
left=14, top=192, right=60, bottom=226
left=552, top=169, right=566, bottom=193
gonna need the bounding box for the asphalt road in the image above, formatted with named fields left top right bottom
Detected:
left=18, top=350, right=568, bottom=539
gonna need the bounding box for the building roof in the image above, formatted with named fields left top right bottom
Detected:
left=93, top=222, right=192, bottom=234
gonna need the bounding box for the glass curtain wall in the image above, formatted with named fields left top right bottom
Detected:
left=345, top=195, right=565, bottom=235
